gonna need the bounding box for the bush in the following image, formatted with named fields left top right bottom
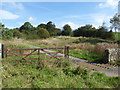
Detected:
left=37, top=28, right=50, bottom=39
left=94, top=43, right=118, bottom=56
left=54, top=58, right=72, bottom=68
left=68, top=43, right=95, bottom=51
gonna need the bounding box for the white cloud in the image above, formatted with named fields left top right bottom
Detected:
left=91, top=14, right=112, bottom=28
left=0, top=10, right=19, bottom=19
left=28, top=17, right=34, bottom=21
left=11, top=2, right=24, bottom=10
left=98, top=0, right=118, bottom=9
left=60, top=22, right=80, bottom=30
left=58, top=13, right=113, bottom=29
left=1, top=2, right=24, bottom=10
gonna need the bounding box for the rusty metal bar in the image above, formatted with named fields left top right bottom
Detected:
left=13, top=62, right=38, bottom=66
left=7, top=53, right=39, bottom=56
left=41, top=49, right=60, bottom=59
left=5, top=49, right=8, bottom=58
left=22, top=49, right=37, bottom=59
left=4, top=47, right=65, bottom=51
left=6, top=58, right=38, bottom=62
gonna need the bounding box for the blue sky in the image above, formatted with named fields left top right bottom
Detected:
left=0, top=0, right=119, bottom=30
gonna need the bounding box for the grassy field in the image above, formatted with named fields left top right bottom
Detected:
left=3, top=36, right=119, bottom=63
left=2, top=61, right=119, bottom=88
left=2, top=37, right=119, bottom=88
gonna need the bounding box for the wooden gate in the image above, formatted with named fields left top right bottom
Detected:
left=3, top=46, right=69, bottom=66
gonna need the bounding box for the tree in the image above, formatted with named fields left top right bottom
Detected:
left=2, top=29, right=13, bottom=40
left=61, top=24, right=72, bottom=36
left=12, top=28, right=22, bottom=38
left=37, top=23, right=47, bottom=29
left=73, top=24, right=96, bottom=37
left=110, top=16, right=120, bottom=32
left=0, top=23, right=13, bottom=39
left=46, top=21, right=56, bottom=36
left=19, top=22, right=34, bottom=32
left=37, top=28, right=50, bottom=39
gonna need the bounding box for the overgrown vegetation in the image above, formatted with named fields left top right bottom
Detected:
left=2, top=35, right=119, bottom=88
left=70, top=49, right=103, bottom=62
left=1, top=22, right=116, bottom=40
left=2, top=57, right=119, bottom=88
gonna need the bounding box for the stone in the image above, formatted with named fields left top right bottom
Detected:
left=104, top=48, right=120, bottom=63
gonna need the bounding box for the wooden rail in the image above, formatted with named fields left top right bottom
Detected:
left=3, top=46, right=69, bottom=66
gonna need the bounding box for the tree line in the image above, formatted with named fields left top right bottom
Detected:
left=0, top=21, right=115, bottom=40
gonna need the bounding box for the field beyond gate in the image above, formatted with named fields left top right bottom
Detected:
left=3, top=46, right=69, bottom=66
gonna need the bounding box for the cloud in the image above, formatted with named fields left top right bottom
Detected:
left=98, top=0, right=118, bottom=9
left=2, top=2, right=24, bottom=10
left=91, top=14, right=112, bottom=27
left=28, top=17, right=34, bottom=21
left=11, top=2, right=24, bottom=10
left=0, top=10, right=19, bottom=19
left=60, top=22, right=80, bottom=30
left=57, top=13, right=113, bottom=29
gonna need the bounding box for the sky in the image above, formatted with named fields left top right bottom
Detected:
left=0, top=0, right=119, bottom=30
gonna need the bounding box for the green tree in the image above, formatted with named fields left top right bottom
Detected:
left=37, top=23, right=47, bottom=29
left=46, top=21, right=56, bottom=36
left=0, top=23, right=13, bottom=39
left=110, top=16, right=120, bottom=32
left=61, top=24, right=72, bottom=36
left=37, top=28, right=50, bottom=39
left=12, top=28, right=22, bottom=38
left=19, top=22, right=34, bottom=33
left=2, top=29, right=13, bottom=40
left=96, top=26, right=108, bottom=39
left=73, top=24, right=96, bottom=37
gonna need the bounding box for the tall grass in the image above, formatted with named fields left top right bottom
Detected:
left=94, top=43, right=119, bottom=56
left=68, top=43, right=94, bottom=51
left=2, top=37, right=119, bottom=88
left=2, top=60, right=119, bottom=88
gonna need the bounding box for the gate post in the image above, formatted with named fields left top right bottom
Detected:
left=64, top=46, right=67, bottom=58
left=66, top=46, right=69, bottom=58
left=64, top=46, right=69, bottom=58
left=1, top=44, right=4, bottom=58
left=38, top=49, right=40, bottom=65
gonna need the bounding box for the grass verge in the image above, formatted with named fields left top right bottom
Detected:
left=70, top=49, right=103, bottom=62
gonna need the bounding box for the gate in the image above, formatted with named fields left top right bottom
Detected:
left=3, top=46, right=69, bottom=66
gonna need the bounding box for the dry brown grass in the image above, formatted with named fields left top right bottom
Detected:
left=68, top=42, right=119, bottom=57
left=68, top=43, right=95, bottom=51
left=28, top=36, right=80, bottom=47
left=94, top=43, right=119, bottom=56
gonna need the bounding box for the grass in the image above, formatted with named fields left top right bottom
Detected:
left=73, top=37, right=114, bottom=45
left=1, top=37, right=119, bottom=88
left=70, top=49, right=103, bottom=62
left=113, top=32, right=120, bottom=40
left=2, top=61, right=119, bottom=88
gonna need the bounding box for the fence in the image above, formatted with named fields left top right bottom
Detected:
left=3, top=46, right=69, bottom=66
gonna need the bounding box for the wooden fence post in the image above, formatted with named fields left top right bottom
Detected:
left=64, top=46, right=69, bottom=58
left=64, top=46, right=67, bottom=58
left=38, top=49, right=40, bottom=65
left=66, top=46, right=69, bottom=58
left=1, top=44, right=4, bottom=58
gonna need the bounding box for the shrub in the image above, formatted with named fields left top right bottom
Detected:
left=94, top=43, right=118, bottom=56
left=68, top=43, right=95, bottom=51
left=37, top=28, right=50, bottom=39
left=54, top=58, right=72, bottom=68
